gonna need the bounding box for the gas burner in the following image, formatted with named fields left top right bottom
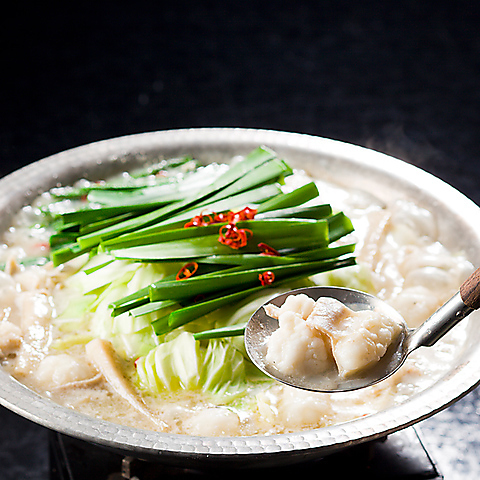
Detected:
left=49, top=426, right=441, bottom=479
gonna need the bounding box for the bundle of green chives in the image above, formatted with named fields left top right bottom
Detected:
left=48, top=147, right=356, bottom=339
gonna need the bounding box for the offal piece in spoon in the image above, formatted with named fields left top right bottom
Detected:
left=265, top=294, right=403, bottom=378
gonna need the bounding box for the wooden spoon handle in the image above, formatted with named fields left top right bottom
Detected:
left=460, top=267, right=480, bottom=310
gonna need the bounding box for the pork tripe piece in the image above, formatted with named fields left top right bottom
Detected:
left=265, top=309, right=332, bottom=376
left=265, top=294, right=403, bottom=379
left=264, top=293, right=315, bottom=320
left=306, top=297, right=402, bottom=377
left=35, top=353, right=95, bottom=388
left=183, top=407, right=241, bottom=436
left=0, top=321, right=22, bottom=357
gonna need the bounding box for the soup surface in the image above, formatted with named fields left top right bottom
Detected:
left=0, top=149, right=472, bottom=436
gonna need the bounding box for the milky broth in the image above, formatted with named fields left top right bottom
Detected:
left=0, top=167, right=473, bottom=437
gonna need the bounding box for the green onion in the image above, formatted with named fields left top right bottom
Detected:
left=109, top=285, right=152, bottom=316
left=100, top=183, right=281, bottom=248
left=256, top=203, right=332, bottom=220
left=51, top=243, right=91, bottom=266
left=149, top=258, right=355, bottom=302
left=49, top=156, right=196, bottom=199
left=256, top=181, right=318, bottom=213
left=167, top=286, right=263, bottom=330
left=108, top=219, right=329, bottom=261
left=327, top=212, right=354, bottom=242
left=193, top=323, right=247, bottom=340
left=79, top=212, right=135, bottom=236
left=74, top=148, right=282, bottom=250
left=47, top=147, right=357, bottom=343
left=129, top=299, right=178, bottom=318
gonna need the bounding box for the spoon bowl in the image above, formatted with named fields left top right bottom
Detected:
left=245, top=267, right=480, bottom=392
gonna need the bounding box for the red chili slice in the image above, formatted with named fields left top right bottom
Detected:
left=175, top=262, right=199, bottom=280
left=258, top=271, right=275, bottom=286
left=218, top=224, right=253, bottom=249
left=185, top=206, right=257, bottom=249
left=184, top=212, right=214, bottom=228
left=233, top=206, right=257, bottom=222
left=258, top=242, right=280, bottom=256
left=213, top=211, right=235, bottom=224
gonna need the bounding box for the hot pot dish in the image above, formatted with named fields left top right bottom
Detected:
left=1, top=129, right=479, bottom=466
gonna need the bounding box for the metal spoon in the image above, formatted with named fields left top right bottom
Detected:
left=244, top=267, right=480, bottom=393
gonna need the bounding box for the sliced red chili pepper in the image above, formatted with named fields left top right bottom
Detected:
left=218, top=223, right=241, bottom=248
left=213, top=210, right=235, bottom=224
left=233, top=206, right=257, bottom=222
left=185, top=206, right=257, bottom=248
left=175, top=261, right=199, bottom=280
left=259, top=271, right=275, bottom=286
left=218, top=224, right=253, bottom=249
left=184, top=215, right=202, bottom=228
left=258, top=242, right=280, bottom=256
left=184, top=212, right=214, bottom=228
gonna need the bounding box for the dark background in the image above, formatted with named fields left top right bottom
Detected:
left=2, top=1, right=480, bottom=478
